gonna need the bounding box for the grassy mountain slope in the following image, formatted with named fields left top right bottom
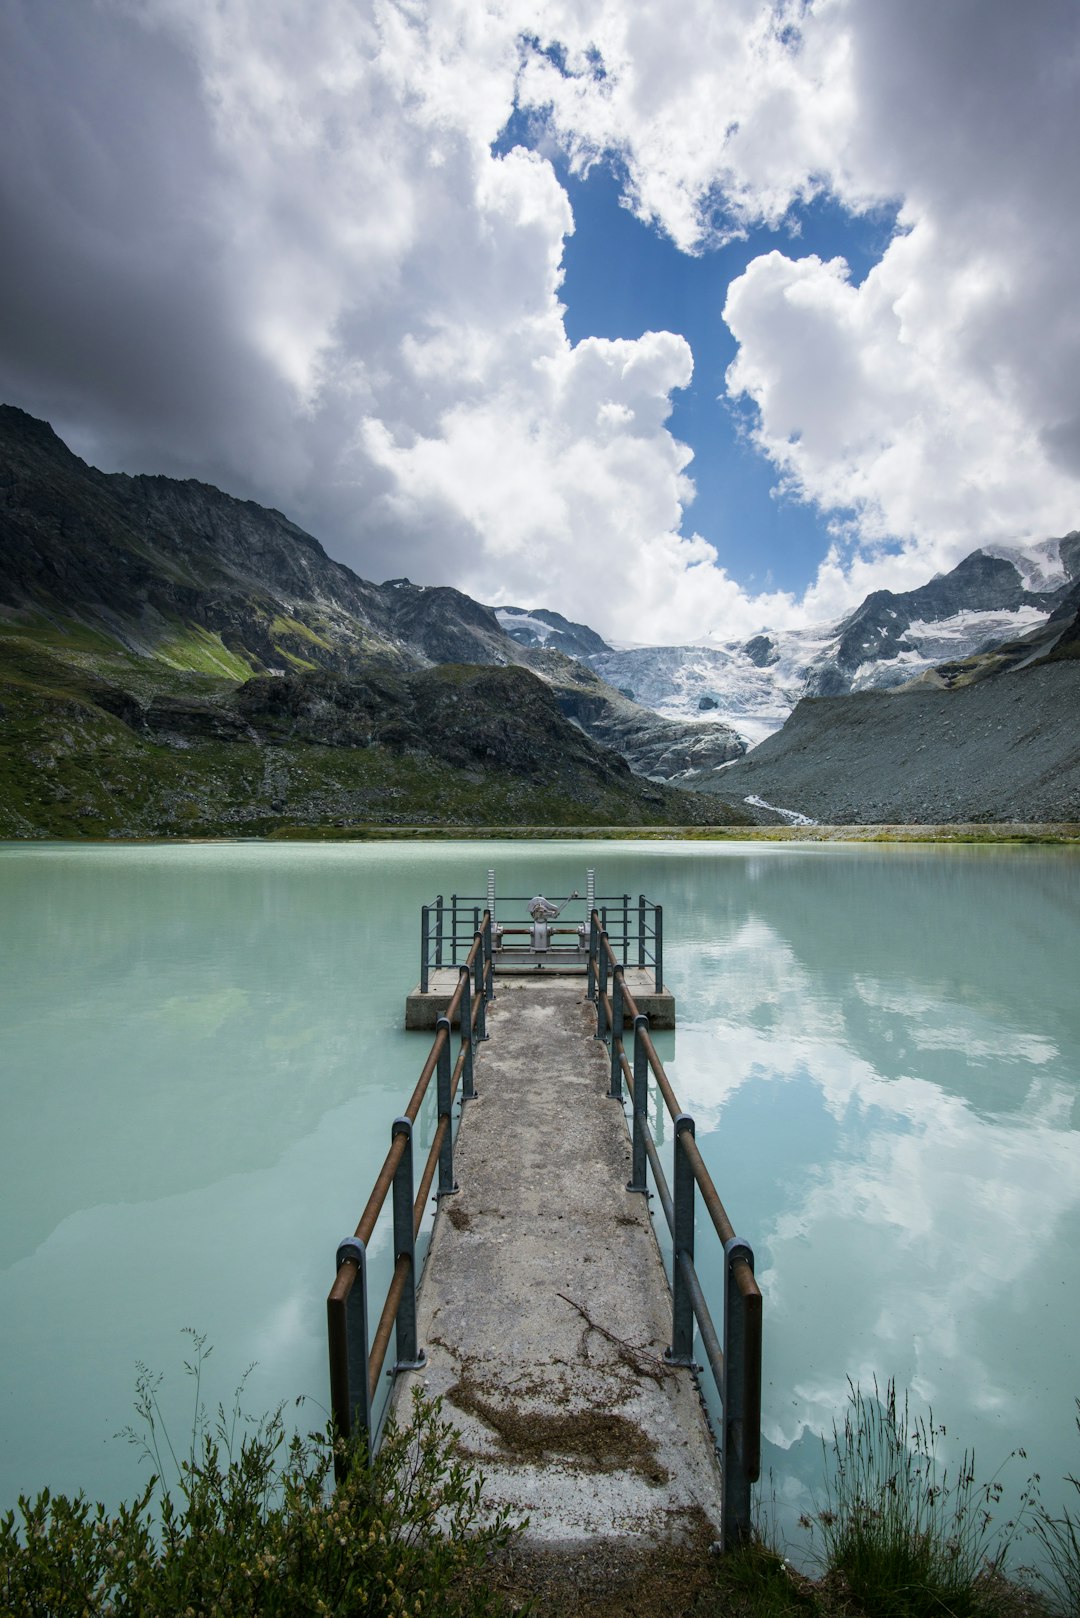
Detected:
left=0, top=604, right=747, bottom=840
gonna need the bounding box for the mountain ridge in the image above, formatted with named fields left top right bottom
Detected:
left=0, top=405, right=748, bottom=837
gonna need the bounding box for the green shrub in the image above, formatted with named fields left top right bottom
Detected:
left=0, top=1340, right=518, bottom=1617
left=801, top=1378, right=1028, bottom=1618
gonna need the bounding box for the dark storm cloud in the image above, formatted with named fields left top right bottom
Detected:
left=0, top=1, right=291, bottom=483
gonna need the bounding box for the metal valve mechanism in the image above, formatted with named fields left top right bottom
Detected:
left=527, top=889, right=578, bottom=953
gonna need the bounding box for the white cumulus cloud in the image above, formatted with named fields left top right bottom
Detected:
left=0, top=0, right=1077, bottom=642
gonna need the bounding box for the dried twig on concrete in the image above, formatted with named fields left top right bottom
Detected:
left=556, top=1293, right=677, bottom=1383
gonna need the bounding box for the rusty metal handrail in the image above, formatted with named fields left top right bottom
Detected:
left=327, top=915, right=492, bottom=1474
left=589, top=915, right=762, bottom=1550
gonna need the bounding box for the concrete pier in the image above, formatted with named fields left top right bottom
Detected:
left=392, top=976, right=723, bottom=1549
left=405, top=966, right=675, bottom=1030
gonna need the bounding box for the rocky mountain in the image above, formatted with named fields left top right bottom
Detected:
left=695, top=574, right=1080, bottom=824
left=0, top=405, right=745, bottom=775
left=0, top=405, right=749, bottom=836
left=584, top=540, right=1080, bottom=744
left=493, top=605, right=612, bottom=661
left=703, top=649, right=1080, bottom=825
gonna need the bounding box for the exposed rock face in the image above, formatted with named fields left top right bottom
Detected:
left=493, top=605, right=612, bottom=660
left=520, top=650, right=746, bottom=780
left=804, top=549, right=1068, bottom=696
left=742, top=634, right=776, bottom=668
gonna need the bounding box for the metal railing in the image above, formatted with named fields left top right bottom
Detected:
left=420, top=871, right=663, bottom=989
left=590, top=914, right=763, bottom=1550
left=326, top=913, right=493, bottom=1475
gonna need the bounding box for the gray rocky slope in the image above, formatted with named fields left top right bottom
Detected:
left=706, top=654, right=1080, bottom=825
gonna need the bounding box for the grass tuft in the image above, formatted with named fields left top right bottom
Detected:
left=801, top=1378, right=1032, bottom=1618
left=1030, top=1400, right=1080, bottom=1618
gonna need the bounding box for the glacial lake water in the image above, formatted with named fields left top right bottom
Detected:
left=1, top=838, right=1078, bottom=1569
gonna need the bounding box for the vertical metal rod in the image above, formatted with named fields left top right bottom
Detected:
left=595, top=931, right=609, bottom=1039
left=654, top=903, right=664, bottom=994
left=450, top=895, right=457, bottom=968
left=391, top=1119, right=425, bottom=1371
left=473, top=930, right=488, bottom=1040
left=722, top=1236, right=757, bottom=1549
left=459, top=967, right=475, bottom=1099
left=587, top=911, right=597, bottom=1002
left=609, top=967, right=624, bottom=1098
left=667, top=1114, right=696, bottom=1365
left=420, top=905, right=430, bottom=994
left=638, top=895, right=646, bottom=968
left=622, top=893, right=630, bottom=966
left=483, top=910, right=494, bottom=1002
left=627, top=1014, right=649, bottom=1193
left=435, top=895, right=444, bottom=969
left=435, top=1018, right=457, bottom=1195
left=329, top=1237, right=371, bottom=1474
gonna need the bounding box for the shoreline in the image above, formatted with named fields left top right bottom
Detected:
left=3, top=821, right=1079, bottom=846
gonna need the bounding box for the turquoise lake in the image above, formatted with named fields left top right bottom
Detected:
left=1, top=838, right=1078, bottom=1565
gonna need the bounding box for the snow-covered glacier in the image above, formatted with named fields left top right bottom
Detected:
left=589, top=606, right=1055, bottom=746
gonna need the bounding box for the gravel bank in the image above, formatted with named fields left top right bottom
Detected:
left=707, top=659, right=1080, bottom=825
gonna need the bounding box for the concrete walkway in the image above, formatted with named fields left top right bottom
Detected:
left=393, top=977, right=724, bottom=1547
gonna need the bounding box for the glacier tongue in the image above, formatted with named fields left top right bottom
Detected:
left=586, top=607, right=1054, bottom=747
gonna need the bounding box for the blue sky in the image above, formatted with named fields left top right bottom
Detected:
left=1, top=1, right=1077, bottom=643
left=553, top=155, right=900, bottom=595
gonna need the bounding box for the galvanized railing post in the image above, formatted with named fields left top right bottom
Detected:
left=587, top=911, right=598, bottom=1002
left=608, top=967, right=624, bottom=1098
left=483, top=911, right=494, bottom=1002
left=722, top=1236, right=757, bottom=1549
left=420, top=905, right=430, bottom=993
left=667, top=1114, right=696, bottom=1366
left=654, top=903, right=664, bottom=994
left=435, top=895, right=444, bottom=968
left=459, top=967, right=475, bottom=1099
left=622, top=893, right=630, bottom=965
left=595, top=930, right=610, bottom=1039
left=390, top=1118, right=425, bottom=1372
left=330, top=1237, right=371, bottom=1467
left=638, top=894, right=646, bottom=968
left=450, top=895, right=458, bottom=966
left=435, top=1017, right=457, bottom=1196
left=627, top=1013, right=649, bottom=1193
left=473, top=930, right=488, bottom=1040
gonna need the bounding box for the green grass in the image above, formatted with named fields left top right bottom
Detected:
left=1030, top=1400, right=1080, bottom=1618
left=801, top=1379, right=1033, bottom=1618
left=154, top=622, right=258, bottom=679
left=270, top=612, right=333, bottom=650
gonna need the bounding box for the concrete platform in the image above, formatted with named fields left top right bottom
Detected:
left=405, top=966, right=675, bottom=1030
left=392, top=977, right=721, bottom=1548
